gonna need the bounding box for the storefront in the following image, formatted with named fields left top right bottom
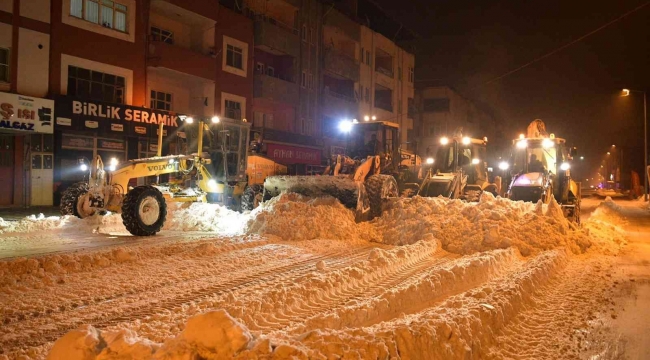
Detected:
left=0, top=92, right=55, bottom=207
left=53, top=96, right=182, bottom=203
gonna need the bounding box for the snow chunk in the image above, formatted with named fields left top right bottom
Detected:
left=180, top=310, right=252, bottom=356
left=47, top=324, right=105, bottom=360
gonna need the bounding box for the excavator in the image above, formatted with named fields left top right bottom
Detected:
left=60, top=117, right=251, bottom=235
left=262, top=120, right=418, bottom=220
left=418, top=131, right=498, bottom=201
left=505, top=119, right=581, bottom=223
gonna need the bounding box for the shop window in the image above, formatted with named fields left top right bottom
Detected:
left=225, top=100, right=241, bottom=120
left=0, top=136, right=13, bottom=167
left=150, top=90, right=172, bottom=111
left=0, top=48, right=8, bottom=83
left=226, top=44, right=243, bottom=70
left=150, top=26, right=174, bottom=44
left=71, top=0, right=127, bottom=32
left=67, top=65, right=125, bottom=103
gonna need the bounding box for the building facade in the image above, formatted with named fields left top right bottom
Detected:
left=0, top=0, right=253, bottom=206
left=416, top=86, right=497, bottom=155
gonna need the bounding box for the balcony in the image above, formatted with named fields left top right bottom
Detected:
left=323, top=47, right=360, bottom=81
left=375, top=66, right=394, bottom=78
left=254, top=74, right=299, bottom=104
left=254, top=16, right=300, bottom=59
left=322, top=89, right=357, bottom=117
left=147, top=41, right=216, bottom=80
left=374, top=99, right=393, bottom=112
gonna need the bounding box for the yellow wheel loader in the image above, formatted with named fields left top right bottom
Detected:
left=505, top=119, right=581, bottom=223
left=418, top=132, right=498, bottom=201
left=262, top=120, right=410, bottom=221
left=60, top=117, right=250, bottom=236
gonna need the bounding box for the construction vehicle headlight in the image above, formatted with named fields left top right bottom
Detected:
left=207, top=179, right=217, bottom=188
left=440, top=137, right=449, bottom=145
left=516, top=139, right=528, bottom=149
left=168, top=159, right=175, bottom=164
left=185, top=117, right=194, bottom=124
left=339, top=120, right=353, bottom=133
left=426, top=157, right=434, bottom=165
left=498, top=161, right=509, bottom=170
left=211, top=116, right=220, bottom=124
left=80, top=163, right=88, bottom=171
left=560, top=162, right=570, bottom=171
left=472, top=158, right=480, bottom=165
left=462, top=137, right=471, bottom=145
left=542, top=138, right=554, bottom=149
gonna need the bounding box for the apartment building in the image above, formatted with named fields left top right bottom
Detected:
left=243, top=0, right=324, bottom=174
left=416, top=86, right=497, bottom=154
left=0, top=0, right=253, bottom=206
left=320, top=7, right=415, bottom=156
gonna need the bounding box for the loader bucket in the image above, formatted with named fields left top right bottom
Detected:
left=418, top=174, right=457, bottom=198
left=263, top=175, right=370, bottom=222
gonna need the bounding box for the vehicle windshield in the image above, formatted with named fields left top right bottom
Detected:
left=512, top=140, right=558, bottom=174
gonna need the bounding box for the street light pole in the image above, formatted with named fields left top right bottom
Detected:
left=622, top=89, right=648, bottom=201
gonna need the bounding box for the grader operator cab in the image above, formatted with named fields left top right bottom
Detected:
left=506, top=119, right=581, bottom=223
left=60, top=117, right=251, bottom=236
left=418, top=133, right=497, bottom=201
left=263, top=120, right=418, bottom=220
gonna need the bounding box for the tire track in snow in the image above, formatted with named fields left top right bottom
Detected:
left=0, top=244, right=381, bottom=352
left=488, top=256, right=613, bottom=359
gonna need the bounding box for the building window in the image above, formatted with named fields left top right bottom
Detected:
left=423, top=98, right=450, bottom=112
left=150, top=90, right=172, bottom=111
left=67, top=65, right=125, bottom=103
left=308, top=73, right=314, bottom=89
left=266, top=66, right=274, bottom=77
left=409, top=67, right=414, bottom=83
left=256, top=62, right=265, bottom=74
left=310, top=28, right=314, bottom=44
left=226, top=44, right=243, bottom=70
left=301, top=71, right=307, bottom=88
left=360, top=47, right=364, bottom=63
left=70, top=0, right=127, bottom=32
left=365, top=88, right=370, bottom=103
left=0, top=48, right=9, bottom=83
left=225, top=100, right=242, bottom=120
left=150, top=26, right=173, bottom=44
left=366, top=50, right=370, bottom=66
left=302, top=24, right=307, bottom=42
left=398, top=67, right=402, bottom=80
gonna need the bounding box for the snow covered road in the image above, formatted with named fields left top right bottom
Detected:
left=0, top=194, right=644, bottom=359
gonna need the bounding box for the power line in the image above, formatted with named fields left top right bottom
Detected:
left=475, top=0, right=650, bottom=88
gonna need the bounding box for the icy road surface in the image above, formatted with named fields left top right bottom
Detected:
left=0, top=194, right=647, bottom=359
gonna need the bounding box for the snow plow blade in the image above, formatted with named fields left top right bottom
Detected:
left=263, top=175, right=370, bottom=222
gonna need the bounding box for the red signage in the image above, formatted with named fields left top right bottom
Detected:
left=267, top=143, right=321, bottom=165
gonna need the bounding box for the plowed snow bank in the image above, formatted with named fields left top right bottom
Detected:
left=373, top=193, right=590, bottom=256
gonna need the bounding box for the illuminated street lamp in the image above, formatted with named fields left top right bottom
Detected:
left=622, top=88, right=648, bottom=201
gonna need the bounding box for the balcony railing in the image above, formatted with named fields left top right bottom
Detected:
left=374, top=100, right=393, bottom=112
left=375, top=66, right=394, bottom=78
left=254, top=16, right=301, bottom=58
left=254, top=74, right=299, bottom=104
left=323, top=46, right=360, bottom=81
left=324, top=87, right=356, bottom=103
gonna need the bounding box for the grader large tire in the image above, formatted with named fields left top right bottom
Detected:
left=241, top=184, right=263, bottom=212
left=60, top=182, right=89, bottom=217
left=121, top=186, right=167, bottom=236
left=365, top=174, right=398, bottom=219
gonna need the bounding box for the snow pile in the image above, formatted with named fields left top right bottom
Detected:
left=595, top=189, right=624, bottom=198
left=372, top=193, right=589, bottom=256
left=0, top=212, right=126, bottom=235
left=247, top=192, right=374, bottom=241
left=48, top=310, right=252, bottom=359
left=163, top=202, right=249, bottom=235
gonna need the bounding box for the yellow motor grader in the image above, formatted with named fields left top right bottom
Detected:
left=60, top=117, right=250, bottom=236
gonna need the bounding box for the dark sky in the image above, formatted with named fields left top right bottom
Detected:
left=363, top=0, right=650, bottom=181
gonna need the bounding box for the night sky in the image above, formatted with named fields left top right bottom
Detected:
left=360, top=0, right=650, bottom=183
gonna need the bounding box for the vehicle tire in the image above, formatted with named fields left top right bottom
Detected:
left=60, top=182, right=89, bottom=218
left=365, top=174, right=398, bottom=219
left=121, top=186, right=167, bottom=236
left=241, top=184, right=263, bottom=212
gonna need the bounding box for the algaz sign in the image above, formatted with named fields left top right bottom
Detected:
left=0, top=92, right=54, bottom=134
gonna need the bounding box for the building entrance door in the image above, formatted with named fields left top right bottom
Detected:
left=0, top=135, right=15, bottom=205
